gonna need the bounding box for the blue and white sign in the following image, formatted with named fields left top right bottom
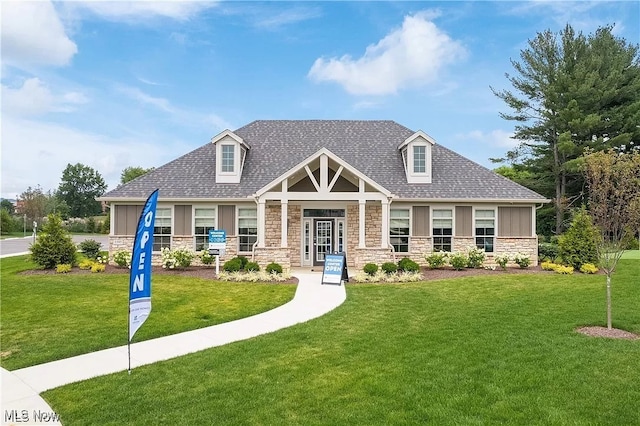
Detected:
left=322, top=253, right=346, bottom=285
left=129, top=189, right=159, bottom=342
left=208, top=229, right=226, bottom=244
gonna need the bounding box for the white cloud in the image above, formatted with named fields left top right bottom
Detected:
left=457, top=129, right=519, bottom=149
left=71, top=0, right=218, bottom=22
left=252, top=6, right=322, bottom=30
left=1, top=78, right=89, bottom=116
left=116, top=85, right=176, bottom=113
left=0, top=116, right=184, bottom=197
left=1, top=1, right=77, bottom=68
left=308, top=11, right=466, bottom=95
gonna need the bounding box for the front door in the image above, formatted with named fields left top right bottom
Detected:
left=314, top=219, right=334, bottom=266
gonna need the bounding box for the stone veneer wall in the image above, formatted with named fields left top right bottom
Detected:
left=346, top=205, right=359, bottom=268
left=288, top=205, right=302, bottom=268
left=109, top=235, right=239, bottom=266
left=365, top=204, right=381, bottom=248
left=408, top=237, right=432, bottom=266
left=265, top=204, right=282, bottom=247
left=253, top=247, right=291, bottom=270
left=353, top=247, right=395, bottom=270
left=495, top=237, right=539, bottom=266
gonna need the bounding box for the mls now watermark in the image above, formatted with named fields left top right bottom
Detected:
left=4, top=409, right=61, bottom=423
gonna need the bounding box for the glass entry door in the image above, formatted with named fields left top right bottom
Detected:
left=314, top=219, right=334, bottom=266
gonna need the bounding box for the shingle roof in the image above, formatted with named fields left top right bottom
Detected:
left=101, top=120, right=547, bottom=202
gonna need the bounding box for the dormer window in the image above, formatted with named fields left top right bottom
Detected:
left=211, top=130, right=250, bottom=183
left=413, top=145, right=426, bottom=173
left=398, top=130, right=435, bottom=184
left=221, top=145, right=235, bottom=172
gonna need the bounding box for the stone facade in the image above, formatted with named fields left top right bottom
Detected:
left=346, top=204, right=359, bottom=268
left=253, top=247, right=291, bottom=270
left=408, top=237, right=432, bottom=266
left=495, top=237, right=539, bottom=266
left=365, top=204, right=382, bottom=247
left=353, top=247, right=394, bottom=268
left=288, top=205, right=302, bottom=267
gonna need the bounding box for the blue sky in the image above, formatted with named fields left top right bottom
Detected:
left=2, top=1, right=639, bottom=199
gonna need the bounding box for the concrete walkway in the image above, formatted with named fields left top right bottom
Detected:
left=1, top=272, right=346, bottom=425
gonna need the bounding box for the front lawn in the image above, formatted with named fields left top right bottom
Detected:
left=0, top=256, right=296, bottom=370
left=44, top=260, right=639, bottom=425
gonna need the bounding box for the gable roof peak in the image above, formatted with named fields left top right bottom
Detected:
left=398, top=130, right=437, bottom=150
left=210, top=129, right=250, bottom=149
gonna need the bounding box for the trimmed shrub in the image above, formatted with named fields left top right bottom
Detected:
left=580, top=263, right=598, bottom=274
left=381, top=262, right=397, bottom=274
left=513, top=253, right=531, bottom=268
left=449, top=253, right=468, bottom=271
left=245, top=261, right=260, bottom=272
left=113, top=250, right=132, bottom=268
left=494, top=253, right=510, bottom=270
left=30, top=214, right=77, bottom=269
left=78, top=239, right=102, bottom=260
left=91, top=263, right=106, bottom=273
left=363, top=263, right=378, bottom=276
left=236, top=255, right=249, bottom=269
left=223, top=258, right=243, bottom=272
left=466, top=247, right=486, bottom=269
left=266, top=262, right=283, bottom=274
left=56, top=264, right=72, bottom=273
left=538, top=243, right=559, bottom=262
left=425, top=252, right=448, bottom=269
left=558, top=208, right=600, bottom=270
left=161, top=247, right=196, bottom=269
left=398, top=257, right=420, bottom=273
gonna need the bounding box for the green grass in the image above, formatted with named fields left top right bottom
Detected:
left=621, top=250, right=640, bottom=259
left=0, top=256, right=296, bottom=370
left=0, top=232, right=29, bottom=239
left=43, top=260, right=639, bottom=425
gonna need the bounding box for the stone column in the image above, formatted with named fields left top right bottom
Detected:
left=281, top=200, right=288, bottom=247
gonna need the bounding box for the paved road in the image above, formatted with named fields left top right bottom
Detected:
left=0, top=234, right=109, bottom=258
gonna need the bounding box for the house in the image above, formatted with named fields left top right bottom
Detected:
left=100, top=120, right=548, bottom=269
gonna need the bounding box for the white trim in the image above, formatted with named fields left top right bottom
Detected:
left=254, top=147, right=392, bottom=198
left=397, top=130, right=437, bottom=150
left=210, top=129, right=249, bottom=149
left=381, top=199, right=389, bottom=249
left=192, top=205, right=217, bottom=251
left=260, top=191, right=388, bottom=201
left=304, top=165, right=321, bottom=192
left=358, top=201, right=366, bottom=248
left=327, top=165, right=344, bottom=192
left=473, top=207, right=496, bottom=252
left=257, top=200, right=266, bottom=248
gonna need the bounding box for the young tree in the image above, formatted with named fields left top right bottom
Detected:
left=57, top=163, right=107, bottom=218
left=583, top=149, right=640, bottom=329
left=120, top=166, right=154, bottom=185
left=19, top=185, right=48, bottom=225
left=44, top=190, right=70, bottom=220
left=493, top=25, right=640, bottom=234
left=30, top=214, right=78, bottom=269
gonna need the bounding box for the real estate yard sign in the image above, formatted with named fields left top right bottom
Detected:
left=322, top=253, right=348, bottom=285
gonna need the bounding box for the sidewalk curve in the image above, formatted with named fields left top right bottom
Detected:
left=1, top=272, right=346, bottom=425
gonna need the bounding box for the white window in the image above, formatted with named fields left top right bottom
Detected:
left=221, top=145, right=235, bottom=173
left=475, top=210, right=495, bottom=252
left=413, top=145, right=426, bottom=173
left=194, top=208, right=216, bottom=251
left=238, top=208, right=257, bottom=252
left=432, top=209, right=452, bottom=252
left=153, top=208, right=172, bottom=251
left=390, top=209, right=410, bottom=253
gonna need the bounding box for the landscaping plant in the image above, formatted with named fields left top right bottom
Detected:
left=30, top=214, right=77, bottom=269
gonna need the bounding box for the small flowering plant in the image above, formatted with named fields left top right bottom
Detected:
left=161, top=247, right=196, bottom=269
left=200, top=250, right=215, bottom=266
left=466, top=246, right=486, bottom=269
left=113, top=250, right=132, bottom=268
left=512, top=252, right=531, bottom=268
left=494, top=253, right=510, bottom=270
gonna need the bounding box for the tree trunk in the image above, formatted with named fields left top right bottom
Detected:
left=606, top=274, right=612, bottom=329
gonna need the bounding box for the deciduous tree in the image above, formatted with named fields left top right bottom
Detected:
left=120, top=166, right=154, bottom=185
left=19, top=185, right=48, bottom=225
left=583, top=149, right=640, bottom=329
left=57, top=163, right=107, bottom=218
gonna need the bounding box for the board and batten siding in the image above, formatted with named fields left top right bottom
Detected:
left=174, top=205, right=192, bottom=236
left=114, top=205, right=143, bottom=235
left=412, top=206, right=430, bottom=236
left=455, top=206, right=472, bottom=237
left=498, top=207, right=533, bottom=237
left=218, top=205, right=236, bottom=236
